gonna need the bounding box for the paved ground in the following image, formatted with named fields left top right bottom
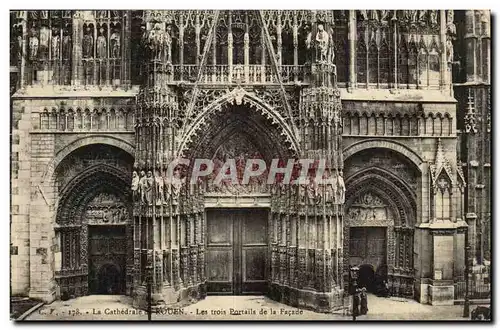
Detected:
left=25, top=294, right=475, bottom=321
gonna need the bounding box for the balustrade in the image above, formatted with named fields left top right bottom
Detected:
left=170, top=64, right=309, bottom=85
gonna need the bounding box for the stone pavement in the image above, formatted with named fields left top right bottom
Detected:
left=25, top=294, right=473, bottom=321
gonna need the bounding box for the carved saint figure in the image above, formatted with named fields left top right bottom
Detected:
left=171, top=167, right=185, bottom=203
left=418, top=10, right=427, bottom=23
left=164, top=25, right=172, bottom=63
left=163, top=170, right=172, bottom=203
left=97, top=27, right=107, bottom=59
left=446, top=38, right=454, bottom=64
left=336, top=171, right=345, bottom=204
left=62, top=31, right=71, bottom=60
left=429, top=10, right=438, bottom=26
left=155, top=170, right=164, bottom=205
left=139, top=170, right=147, bottom=204
left=315, top=24, right=329, bottom=63
left=28, top=28, right=39, bottom=60
left=446, top=10, right=456, bottom=36
left=82, top=27, right=94, bottom=58
left=131, top=171, right=139, bottom=200
left=145, top=171, right=154, bottom=205
left=51, top=29, right=60, bottom=59
left=38, top=25, right=50, bottom=60
left=110, top=29, right=120, bottom=58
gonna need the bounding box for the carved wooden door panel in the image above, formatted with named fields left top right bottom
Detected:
left=206, top=209, right=234, bottom=294
left=238, top=209, right=268, bottom=294
left=349, top=227, right=387, bottom=269
left=206, top=209, right=268, bottom=295
left=88, top=226, right=127, bottom=294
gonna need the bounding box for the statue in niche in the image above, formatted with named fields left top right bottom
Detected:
left=131, top=171, right=140, bottom=200
left=28, top=27, right=39, bottom=61
left=155, top=170, right=164, bottom=205
left=82, top=27, right=94, bottom=58
left=306, top=177, right=319, bottom=205
left=314, top=24, right=330, bottom=63
left=38, top=25, right=49, bottom=60
left=418, top=10, right=427, bottom=23
left=171, top=167, right=185, bottom=203
left=446, top=10, right=456, bottom=36
left=163, top=170, right=172, bottom=203
left=51, top=28, right=60, bottom=60
left=324, top=169, right=337, bottom=203
left=145, top=171, right=154, bottom=205
left=97, top=27, right=107, bottom=59
left=429, top=10, right=438, bottom=26
left=139, top=170, right=147, bottom=204
left=110, top=29, right=120, bottom=58
left=62, top=29, right=71, bottom=60
left=446, top=38, right=454, bottom=64
left=336, top=170, right=345, bottom=204
left=164, top=25, right=172, bottom=64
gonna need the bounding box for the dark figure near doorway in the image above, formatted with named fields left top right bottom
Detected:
left=353, top=288, right=361, bottom=317
left=360, top=287, right=368, bottom=315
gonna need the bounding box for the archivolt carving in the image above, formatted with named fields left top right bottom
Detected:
left=177, top=87, right=300, bottom=156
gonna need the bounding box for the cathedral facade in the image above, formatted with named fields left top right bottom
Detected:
left=10, top=10, right=491, bottom=312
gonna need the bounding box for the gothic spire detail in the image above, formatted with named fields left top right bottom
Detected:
left=430, top=138, right=454, bottom=186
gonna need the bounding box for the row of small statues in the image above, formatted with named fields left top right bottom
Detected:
left=28, top=26, right=71, bottom=62
left=131, top=170, right=185, bottom=205
left=359, top=10, right=439, bottom=26
left=131, top=169, right=345, bottom=205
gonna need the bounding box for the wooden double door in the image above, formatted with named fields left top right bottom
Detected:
left=88, top=226, right=127, bottom=294
left=206, top=208, right=268, bottom=295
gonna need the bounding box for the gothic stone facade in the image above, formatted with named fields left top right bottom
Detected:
left=10, top=10, right=491, bottom=312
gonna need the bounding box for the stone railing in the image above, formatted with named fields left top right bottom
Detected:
left=171, top=64, right=311, bottom=85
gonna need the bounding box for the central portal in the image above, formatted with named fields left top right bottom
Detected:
left=205, top=208, right=268, bottom=295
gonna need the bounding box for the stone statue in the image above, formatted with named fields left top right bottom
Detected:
left=62, top=31, right=71, bottom=60
left=446, top=38, right=454, bottom=64
left=28, top=28, right=39, bottom=61
left=82, top=27, right=94, bottom=58
left=39, top=26, right=49, bottom=60
left=131, top=171, right=140, bottom=200
left=110, top=30, right=120, bottom=58
left=315, top=24, right=329, bottom=63
left=139, top=170, right=147, bottom=204
left=51, top=29, right=60, bottom=59
left=446, top=10, right=456, bottom=36
left=96, top=28, right=107, bottom=59
left=418, top=10, right=427, bottom=23
left=146, top=171, right=154, bottom=205
left=429, top=10, right=438, bottom=26
left=165, top=25, right=172, bottom=63
left=155, top=170, right=164, bottom=205
left=171, top=167, right=184, bottom=203
left=163, top=171, right=172, bottom=203
left=336, top=171, right=345, bottom=204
